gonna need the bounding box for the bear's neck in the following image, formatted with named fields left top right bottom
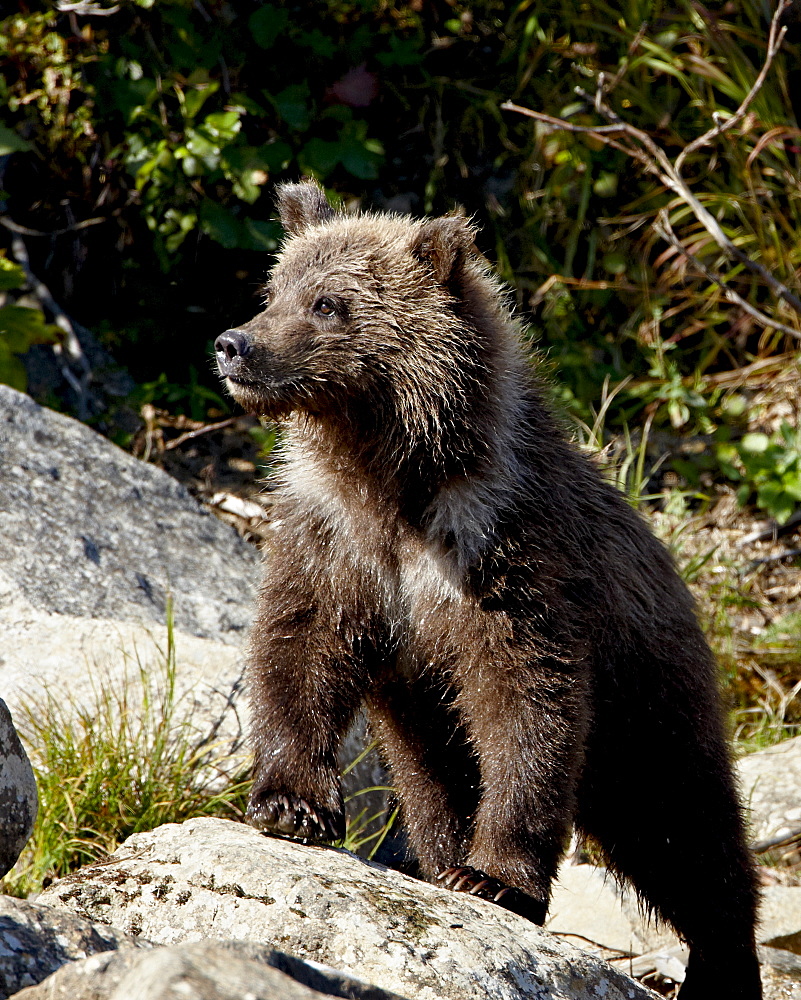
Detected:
left=288, top=341, right=537, bottom=537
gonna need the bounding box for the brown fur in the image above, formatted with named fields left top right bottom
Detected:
left=215, top=181, right=761, bottom=999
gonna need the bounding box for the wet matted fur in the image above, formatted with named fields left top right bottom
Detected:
left=215, top=180, right=762, bottom=999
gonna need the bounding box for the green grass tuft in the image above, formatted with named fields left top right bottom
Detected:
left=2, top=607, right=251, bottom=897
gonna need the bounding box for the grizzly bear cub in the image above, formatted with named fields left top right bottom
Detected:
left=215, top=180, right=761, bottom=999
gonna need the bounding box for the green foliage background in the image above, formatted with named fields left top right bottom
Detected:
left=1, top=0, right=800, bottom=514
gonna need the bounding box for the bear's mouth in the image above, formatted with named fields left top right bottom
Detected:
left=221, top=373, right=302, bottom=421
left=223, top=373, right=259, bottom=388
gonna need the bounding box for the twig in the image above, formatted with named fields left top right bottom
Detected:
left=0, top=215, right=106, bottom=238
left=745, top=547, right=801, bottom=570
left=501, top=0, right=801, bottom=323
left=752, top=827, right=801, bottom=854
left=551, top=931, right=636, bottom=959
left=654, top=210, right=801, bottom=340
left=163, top=416, right=239, bottom=451
left=54, top=1, right=120, bottom=13
left=674, top=3, right=790, bottom=175
left=83, top=848, right=150, bottom=869
left=601, top=22, right=651, bottom=99
left=738, top=510, right=801, bottom=546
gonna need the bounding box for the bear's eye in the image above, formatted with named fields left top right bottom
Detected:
left=314, top=297, right=336, bottom=317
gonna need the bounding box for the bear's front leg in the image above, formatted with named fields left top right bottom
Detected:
left=246, top=554, right=375, bottom=844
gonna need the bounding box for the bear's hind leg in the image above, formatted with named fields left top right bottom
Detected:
left=577, top=711, right=761, bottom=999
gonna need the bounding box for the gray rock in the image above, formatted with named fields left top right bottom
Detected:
left=0, top=385, right=258, bottom=644
left=610, top=943, right=689, bottom=990
left=549, top=862, right=801, bottom=993
left=8, top=940, right=409, bottom=1000
left=0, top=609, right=247, bottom=785
left=760, top=886, right=801, bottom=955
left=546, top=863, right=676, bottom=957
left=38, top=816, right=656, bottom=1000
left=758, top=946, right=801, bottom=1000
left=611, top=946, right=801, bottom=999
left=0, top=581, right=387, bottom=857
left=0, top=894, right=147, bottom=1000
left=738, top=736, right=801, bottom=849
left=0, top=699, right=37, bottom=878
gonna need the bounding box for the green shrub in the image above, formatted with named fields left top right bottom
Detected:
left=1, top=1, right=797, bottom=423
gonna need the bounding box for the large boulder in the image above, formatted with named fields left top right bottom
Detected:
left=0, top=895, right=147, bottom=1000
left=546, top=863, right=676, bottom=957
left=0, top=700, right=37, bottom=878
left=759, top=885, right=801, bottom=955
left=0, top=585, right=248, bottom=781
left=8, top=941, right=409, bottom=1000
left=738, top=735, right=801, bottom=849
left=0, top=384, right=258, bottom=643
left=38, top=816, right=657, bottom=1000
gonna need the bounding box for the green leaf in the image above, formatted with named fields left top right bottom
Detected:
left=667, top=398, right=689, bottom=429
left=199, top=200, right=242, bottom=250
left=593, top=172, right=618, bottom=198
left=273, top=84, right=312, bottom=131
left=108, top=77, right=157, bottom=125
left=222, top=144, right=290, bottom=202
left=297, top=29, right=336, bottom=59
left=249, top=6, right=290, bottom=50
left=740, top=432, right=770, bottom=454
left=0, top=339, right=28, bottom=391
left=241, top=218, right=280, bottom=251
left=300, top=137, right=342, bottom=176
left=182, top=130, right=220, bottom=174
left=339, top=122, right=384, bottom=180
left=255, top=141, right=292, bottom=173
left=0, top=124, right=33, bottom=156
left=199, top=201, right=278, bottom=251
left=782, top=473, right=801, bottom=502
left=183, top=80, right=219, bottom=120
left=756, top=481, right=796, bottom=524
left=376, top=35, right=424, bottom=68
left=203, top=111, right=241, bottom=142
left=228, top=92, right=269, bottom=117
left=0, top=257, right=26, bottom=292
left=601, top=251, right=627, bottom=275
left=158, top=208, right=197, bottom=253
left=0, top=305, right=60, bottom=352
left=721, top=394, right=747, bottom=417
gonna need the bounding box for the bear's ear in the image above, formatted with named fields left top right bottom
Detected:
left=276, top=180, right=335, bottom=236
left=411, top=214, right=477, bottom=285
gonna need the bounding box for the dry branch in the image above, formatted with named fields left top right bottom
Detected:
left=502, top=0, right=801, bottom=330
left=654, top=210, right=801, bottom=341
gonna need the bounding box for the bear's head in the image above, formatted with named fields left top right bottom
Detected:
left=214, top=180, right=484, bottom=428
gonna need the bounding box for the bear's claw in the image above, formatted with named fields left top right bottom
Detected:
left=437, top=866, right=547, bottom=924
left=247, top=790, right=344, bottom=843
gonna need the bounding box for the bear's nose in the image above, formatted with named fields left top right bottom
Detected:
left=215, top=329, right=251, bottom=364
